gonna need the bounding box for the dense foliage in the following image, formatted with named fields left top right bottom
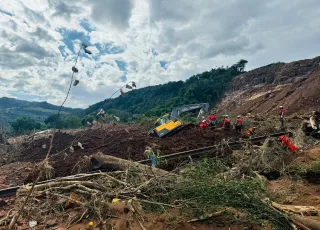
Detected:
left=45, top=114, right=82, bottom=129
left=84, top=60, right=248, bottom=118
left=10, top=116, right=42, bottom=134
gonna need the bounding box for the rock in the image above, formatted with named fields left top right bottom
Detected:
left=0, top=183, right=9, bottom=189
left=0, top=199, right=8, bottom=207
left=0, top=210, right=7, bottom=218
left=0, top=176, right=6, bottom=184
left=46, top=219, right=58, bottom=227
left=56, top=197, right=68, bottom=206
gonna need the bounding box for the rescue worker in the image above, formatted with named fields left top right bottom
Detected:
left=209, top=113, right=217, bottom=128
left=310, top=111, right=320, bottom=136
left=223, top=115, right=232, bottom=129
left=97, top=109, right=107, bottom=123
left=235, top=115, right=244, bottom=133
left=310, top=111, right=320, bottom=129
left=279, top=106, right=285, bottom=129
left=199, top=116, right=209, bottom=129
left=243, top=127, right=255, bottom=137
left=278, top=135, right=299, bottom=152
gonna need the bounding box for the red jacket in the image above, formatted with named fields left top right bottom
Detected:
left=224, top=117, right=231, bottom=126
left=209, top=115, right=216, bottom=121
left=235, top=118, right=243, bottom=125
left=279, top=109, right=285, bottom=117
left=278, top=135, right=299, bottom=152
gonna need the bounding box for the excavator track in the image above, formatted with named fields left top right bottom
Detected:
left=163, top=124, right=194, bottom=137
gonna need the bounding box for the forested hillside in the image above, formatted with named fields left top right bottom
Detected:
left=84, top=60, right=248, bottom=119
left=0, top=97, right=82, bottom=130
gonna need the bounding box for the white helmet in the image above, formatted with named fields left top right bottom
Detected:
left=279, top=106, right=283, bottom=109
left=237, top=115, right=241, bottom=118
left=225, top=114, right=229, bottom=117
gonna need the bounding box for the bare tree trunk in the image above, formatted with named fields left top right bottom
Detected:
left=91, top=152, right=168, bottom=177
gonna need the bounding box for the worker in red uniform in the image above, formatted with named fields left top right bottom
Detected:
left=223, top=115, right=232, bottom=129
left=278, top=135, right=299, bottom=152
left=199, top=116, right=209, bottom=129
left=209, top=113, right=216, bottom=128
left=279, top=106, right=285, bottom=129
left=235, top=115, right=244, bottom=133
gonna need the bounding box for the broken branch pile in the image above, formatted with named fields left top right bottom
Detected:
left=1, top=153, right=177, bottom=228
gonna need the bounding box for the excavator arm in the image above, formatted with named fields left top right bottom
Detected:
left=170, top=103, right=209, bottom=121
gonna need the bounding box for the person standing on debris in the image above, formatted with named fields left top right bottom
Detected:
left=144, top=146, right=159, bottom=167
left=223, top=115, right=232, bottom=129
left=209, top=113, right=216, bottom=128
left=235, top=115, right=244, bottom=133
left=279, top=106, right=285, bottom=129
left=97, top=109, right=106, bottom=122
left=199, top=116, right=209, bottom=129
left=310, top=111, right=320, bottom=134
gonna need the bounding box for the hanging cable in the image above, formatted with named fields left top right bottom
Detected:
left=57, top=45, right=90, bottom=115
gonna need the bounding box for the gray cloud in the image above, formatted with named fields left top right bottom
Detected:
left=52, top=2, right=82, bottom=19
left=91, top=0, right=133, bottom=29
left=24, top=7, right=45, bottom=23
left=7, top=20, right=18, bottom=31
left=149, top=0, right=195, bottom=22
left=150, top=0, right=268, bottom=60
left=30, top=27, right=54, bottom=41
left=203, top=37, right=251, bottom=58
left=0, top=47, right=35, bottom=69
left=13, top=80, right=31, bottom=89
left=15, top=41, right=53, bottom=59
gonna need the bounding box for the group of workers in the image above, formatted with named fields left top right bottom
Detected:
left=199, top=113, right=248, bottom=133
left=198, top=105, right=319, bottom=137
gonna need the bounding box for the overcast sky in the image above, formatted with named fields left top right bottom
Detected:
left=1, top=0, right=320, bottom=108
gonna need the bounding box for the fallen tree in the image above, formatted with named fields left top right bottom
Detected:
left=90, top=152, right=169, bottom=177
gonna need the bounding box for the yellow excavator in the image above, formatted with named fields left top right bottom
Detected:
left=148, top=103, right=209, bottom=137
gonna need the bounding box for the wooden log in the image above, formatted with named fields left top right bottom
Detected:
left=290, top=214, right=320, bottom=230
left=91, top=152, right=169, bottom=177
left=271, top=202, right=319, bottom=216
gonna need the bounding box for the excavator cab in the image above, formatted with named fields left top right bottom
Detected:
left=155, top=114, right=170, bottom=127
left=149, top=103, right=209, bottom=138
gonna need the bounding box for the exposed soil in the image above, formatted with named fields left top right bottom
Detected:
left=268, top=178, right=320, bottom=206
left=0, top=124, right=239, bottom=185
left=216, top=56, right=320, bottom=116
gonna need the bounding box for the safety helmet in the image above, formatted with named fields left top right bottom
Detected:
left=225, top=114, right=229, bottom=117
left=237, top=115, right=241, bottom=118
left=279, top=106, right=283, bottom=109
left=202, top=116, right=205, bottom=119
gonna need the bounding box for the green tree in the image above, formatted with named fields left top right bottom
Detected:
left=45, top=114, right=82, bottom=129
left=10, top=116, right=42, bottom=134
left=83, top=60, right=248, bottom=119
left=81, top=115, right=95, bottom=126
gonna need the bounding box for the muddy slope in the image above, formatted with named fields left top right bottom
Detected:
left=216, top=56, right=320, bottom=116
left=3, top=125, right=238, bottom=180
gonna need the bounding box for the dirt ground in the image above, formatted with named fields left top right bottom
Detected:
left=0, top=124, right=239, bottom=186
left=0, top=124, right=319, bottom=229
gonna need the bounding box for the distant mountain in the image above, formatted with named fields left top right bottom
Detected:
left=0, top=97, right=82, bottom=129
